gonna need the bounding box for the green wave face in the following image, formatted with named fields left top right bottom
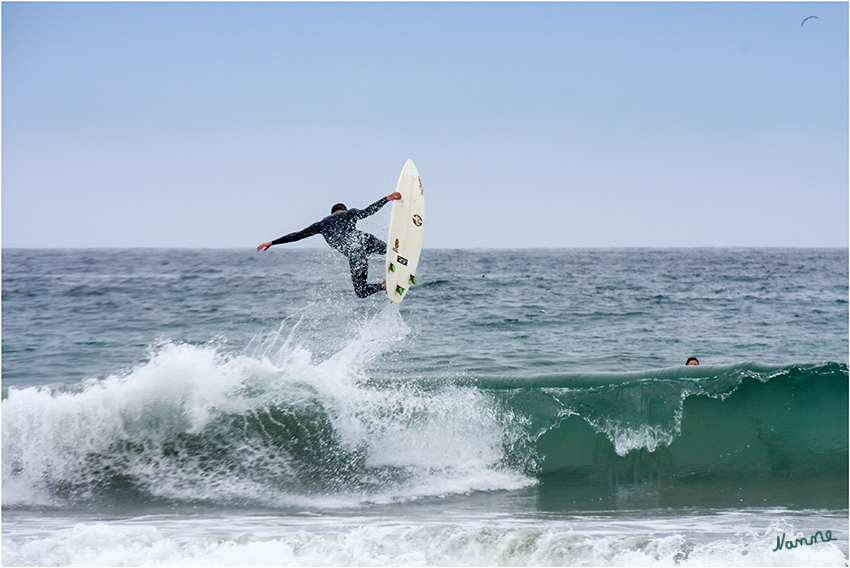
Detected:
left=518, top=363, right=848, bottom=481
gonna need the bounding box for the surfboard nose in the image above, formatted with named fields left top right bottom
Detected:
left=404, top=163, right=418, bottom=178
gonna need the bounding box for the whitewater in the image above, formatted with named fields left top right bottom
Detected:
left=2, top=248, right=848, bottom=566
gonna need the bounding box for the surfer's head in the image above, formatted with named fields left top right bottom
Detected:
left=331, top=203, right=347, bottom=214
left=686, top=357, right=699, bottom=366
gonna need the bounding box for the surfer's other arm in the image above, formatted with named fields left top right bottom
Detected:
left=257, top=222, right=322, bottom=252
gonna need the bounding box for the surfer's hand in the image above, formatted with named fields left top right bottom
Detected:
left=257, top=242, right=273, bottom=252
left=387, top=192, right=402, bottom=201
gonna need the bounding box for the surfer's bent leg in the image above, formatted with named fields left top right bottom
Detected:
left=364, top=233, right=387, bottom=256
left=348, top=253, right=382, bottom=298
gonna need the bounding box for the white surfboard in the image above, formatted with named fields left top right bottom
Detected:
left=386, top=159, right=424, bottom=303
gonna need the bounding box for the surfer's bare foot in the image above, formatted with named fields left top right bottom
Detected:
left=381, top=280, right=387, bottom=290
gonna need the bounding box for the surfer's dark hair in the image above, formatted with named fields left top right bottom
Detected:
left=331, top=203, right=347, bottom=214
left=686, top=357, right=699, bottom=365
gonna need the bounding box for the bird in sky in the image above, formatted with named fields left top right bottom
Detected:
left=801, top=15, right=819, bottom=27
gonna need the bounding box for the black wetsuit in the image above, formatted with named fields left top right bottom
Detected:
left=271, top=197, right=389, bottom=298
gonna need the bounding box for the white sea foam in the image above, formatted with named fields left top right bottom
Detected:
left=3, top=520, right=846, bottom=567
left=595, top=418, right=681, bottom=456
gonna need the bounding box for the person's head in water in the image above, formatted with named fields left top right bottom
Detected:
left=686, top=357, right=699, bottom=366
left=331, top=203, right=347, bottom=214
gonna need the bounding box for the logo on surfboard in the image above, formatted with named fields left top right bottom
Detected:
left=412, top=214, right=423, bottom=227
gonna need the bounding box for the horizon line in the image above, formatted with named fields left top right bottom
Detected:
left=3, top=245, right=848, bottom=252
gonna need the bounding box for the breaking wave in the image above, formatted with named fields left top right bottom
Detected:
left=3, top=304, right=847, bottom=508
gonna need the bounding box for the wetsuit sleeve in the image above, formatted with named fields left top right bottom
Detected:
left=270, top=221, right=323, bottom=245
left=350, top=197, right=389, bottom=220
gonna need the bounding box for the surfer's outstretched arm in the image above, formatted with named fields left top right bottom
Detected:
left=257, top=221, right=323, bottom=252
left=350, top=193, right=402, bottom=221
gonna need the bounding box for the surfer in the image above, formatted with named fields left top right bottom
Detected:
left=257, top=192, right=402, bottom=298
left=686, top=357, right=699, bottom=366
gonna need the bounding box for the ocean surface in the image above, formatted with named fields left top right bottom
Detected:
left=2, top=247, right=848, bottom=567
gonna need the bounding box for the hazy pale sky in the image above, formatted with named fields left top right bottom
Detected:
left=3, top=2, right=847, bottom=249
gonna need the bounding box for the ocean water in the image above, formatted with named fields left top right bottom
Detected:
left=2, top=247, right=848, bottom=567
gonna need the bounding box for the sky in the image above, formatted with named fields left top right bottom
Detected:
left=2, top=1, right=848, bottom=249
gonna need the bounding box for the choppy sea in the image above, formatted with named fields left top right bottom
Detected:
left=2, top=248, right=848, bottom=566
